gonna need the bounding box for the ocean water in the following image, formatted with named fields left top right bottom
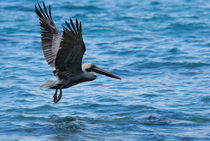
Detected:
left=1, top=0, right=210, bottom=140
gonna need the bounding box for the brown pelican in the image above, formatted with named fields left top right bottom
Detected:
left=35, top=3, right=121, bottom=103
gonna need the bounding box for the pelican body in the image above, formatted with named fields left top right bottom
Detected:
left=35, top=3, right=121, bottom=103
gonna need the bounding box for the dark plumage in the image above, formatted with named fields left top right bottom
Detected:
left=35, top=2, right=121, bottom=103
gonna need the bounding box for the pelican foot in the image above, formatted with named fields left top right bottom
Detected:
left=53, top=89, right=62, bottom=103
left=53, top=89, right=58, bottom=103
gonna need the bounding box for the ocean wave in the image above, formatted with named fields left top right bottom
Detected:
left=60, top=5, right=103, bottom=11
left=129, top=61, right=210, bottom=70
left=163, top=22, right=208, bottom=34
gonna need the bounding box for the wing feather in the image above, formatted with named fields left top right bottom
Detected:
left=55, top=19, right=86, bottom=78
left=35, top=2, right=61, bottom=67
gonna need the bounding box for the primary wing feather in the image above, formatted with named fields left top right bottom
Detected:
left=55, top=19, right=86, bottom=78
left=35, top=2, right=62, bottom=67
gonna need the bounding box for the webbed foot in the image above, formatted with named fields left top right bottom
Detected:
left=53, top=89, right=62, bottom=103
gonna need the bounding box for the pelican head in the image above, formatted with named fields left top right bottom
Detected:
left=82, top=63, right=121, bottom=80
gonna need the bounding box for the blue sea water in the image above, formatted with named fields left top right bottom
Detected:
left=1, top=0, right=210, bottom=140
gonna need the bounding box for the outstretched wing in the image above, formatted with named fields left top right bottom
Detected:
left=55, top=19, right=86, bottom=78
left=35, top=3, right=62, bottom=67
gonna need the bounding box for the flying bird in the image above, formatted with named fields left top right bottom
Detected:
left=35, top=3, right=121, bottom=103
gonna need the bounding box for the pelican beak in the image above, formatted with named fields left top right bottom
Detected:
left=93, top=65, right=121, bottom=80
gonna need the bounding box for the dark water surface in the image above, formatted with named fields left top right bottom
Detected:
left=1, top=0, right=210, bottom=140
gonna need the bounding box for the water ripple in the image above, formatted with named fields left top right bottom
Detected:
left=1, top=0, right=210, bottom=140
